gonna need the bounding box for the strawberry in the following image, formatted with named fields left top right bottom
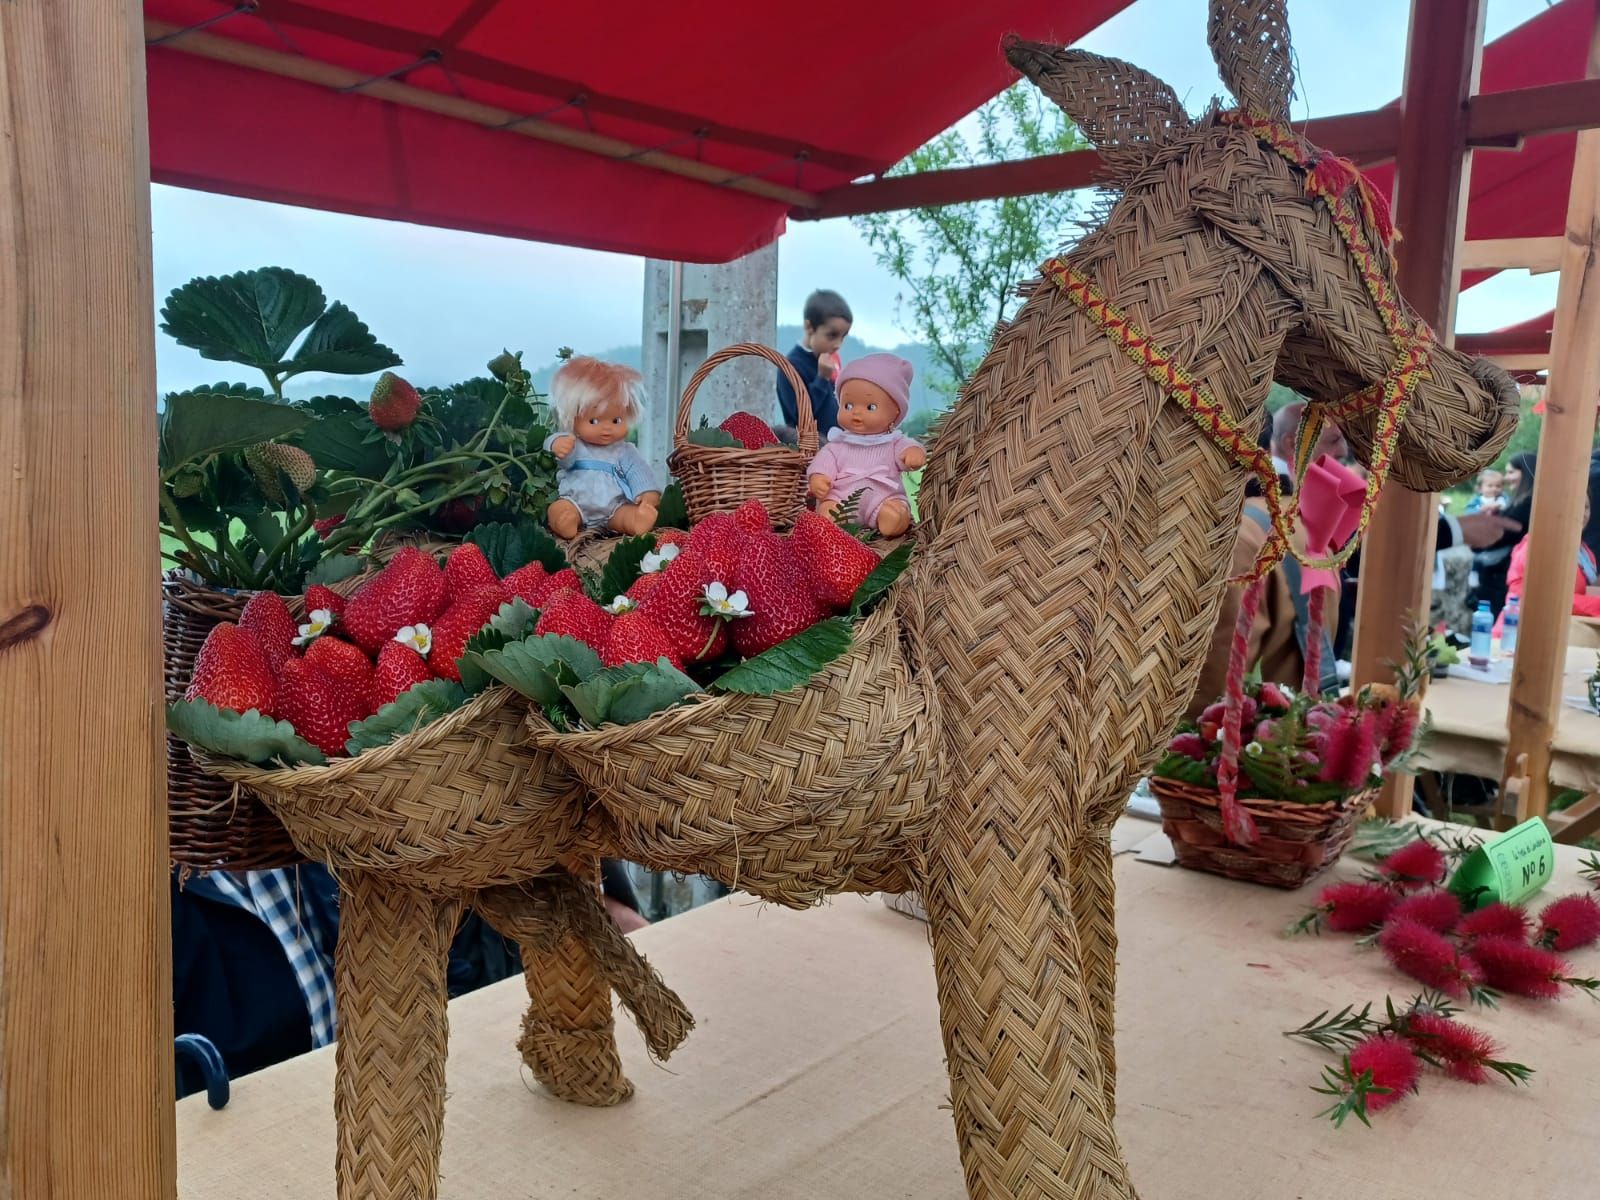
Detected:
left=275, top=658, right=364, bottom=757
left=444, top=542, right=500, bottom=602
left=637, top=557, right=722, bottom=662
left=718, top=412, right=780, bottom=449
left=682, top=512, right=744, bottom=587
left=732, top=498, right=771, bottom=535
left=303, top=583, right=347, bottom=623
left=185, top=622, right=277, bottom=715
left=342, top=547, right=447, bottom=653
left=428, top=584, right=512, bottom=682
left=313, top=514, right=345, bottom=540
left=245, top=443, right=317, bottom=506
left=530, top=567, right=582, bottom=607
left=789, top=510, right=880, bottom=610
left=732, top=532, right=827, bottom=657
left=369, top=371, right=421, bottom=432
left=302, top=636, right=377, bottom=715
left=534, top=590, right=613, bottom=650
left=373, top=641, right=434, bottom=709
left=602, top=611, right=685, bottom=670
left=654, top=529, right=688, bottom=549
left=503, top=562, right=549, bottom=607
left=238, top=591, right=298, bottom=671
left=625, top=572, right=662, bottom=603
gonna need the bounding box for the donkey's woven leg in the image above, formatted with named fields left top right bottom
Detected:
left=333, top=874, right=460, bottom=1200
left=1071, top=829, right=1121, bottom=1111
left=924, top=818, right=1135, bottom=1200
left=475, top=870, right=633, bottom=1106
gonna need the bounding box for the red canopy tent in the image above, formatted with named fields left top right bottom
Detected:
left=144, top=0, right=1130, bottom=262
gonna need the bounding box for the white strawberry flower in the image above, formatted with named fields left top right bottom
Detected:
left=640, top=543, right=680, bottom=574
left=395, top=623, right=433, bottom=656
left=605, top=595, right=637, bottom=615
left=701, top=581, right=752, bottom=619
left=292, top=608, right=334, bottom=645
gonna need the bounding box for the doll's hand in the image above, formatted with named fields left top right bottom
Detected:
left=899, top=445, right=926, bottom=470
left=551, top=434, right=576, bottom=459
left=809, top=473, right=832, bottom=499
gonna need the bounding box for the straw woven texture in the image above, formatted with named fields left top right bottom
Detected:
left=1150, top=778, right=1372, bottom=888
left=669, top=343, right=817, bottom=527
left=529, top=598, right=939, bottom=909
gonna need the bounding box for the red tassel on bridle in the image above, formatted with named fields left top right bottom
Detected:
left=1309, top=151, right=1396, bottom=247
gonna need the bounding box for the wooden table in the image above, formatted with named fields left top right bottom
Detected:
left=1419, top=646, right=1600, bottom=838
left=176, top=818, right=1600, bottom=1200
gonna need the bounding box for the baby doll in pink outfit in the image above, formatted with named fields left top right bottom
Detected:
left=807, top=353, right=925, bottom=537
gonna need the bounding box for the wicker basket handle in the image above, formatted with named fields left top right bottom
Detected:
left=673, top=342, right=819, bottom=456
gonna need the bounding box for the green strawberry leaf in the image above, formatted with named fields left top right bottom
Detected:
left=458, top=598, right=540, bottom=693
left=159, top=386, right=312, bottom=471
left=655, top=482, right=688, bottom=530
left=466, top=520, right=568, bottom=576
left=849, top=544, right=915, bottom=615
left=1151, top=752, right=1214, bottom=787
left=160, top=268, right=328, bottom=370
left=282, top=301, right=401, bottom=378
left=686, top=427, right=740, bottom=448
left=477, top=634, right=601, bottom=706
left=305, top=553, right=366, bottom=586
left=344, top=679, right=467, bottom=756
left=559, top=659, right=702, bottom=726
left=710, top=618, right=854, bottom=695
left=167, top=699, right=326, bottom=766
left=595, top=534, right=656, bottom=605
left=291, top=404, right=392, bottom=477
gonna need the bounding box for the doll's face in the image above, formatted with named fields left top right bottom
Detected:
left=838, top=379, right=898, bottom=435
left=575, top=393, right=631, bottom=446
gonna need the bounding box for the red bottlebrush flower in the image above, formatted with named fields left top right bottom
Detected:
left=1316, top=706, right=1381, bottom=790
left=1388, top=889, right=1462, bottom=934
left=1380, top=920, right=1483, bottom=1000
left=1536, top=894, right=1600, bottom=953
left=1167, top=731, right=1209, bottom=759
left=1318, top=881, right=1397, bottom=933
left=1458, top=902, right=1532, bottom=943
left=314, top=514, right=345, bottom=539
left=1374, top=697, right=1422, bottom=762
left=1346, top=1034, right=1420, bottom=1113
left=1378, top=840, right=1449, bottom=891
left=1403, top=1013, right=1505, bottom=1085
left=1473, top=937, right=1571, bottom=1000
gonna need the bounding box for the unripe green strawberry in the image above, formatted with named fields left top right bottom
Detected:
left=369, top=371, right=422, bottom=432
left=244, top=443, right=316, bottom=506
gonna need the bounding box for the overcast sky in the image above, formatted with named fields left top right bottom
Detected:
left=152, top=0, right=1558, bottom=392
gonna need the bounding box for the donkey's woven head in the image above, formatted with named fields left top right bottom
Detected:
left=1008, top=0, right=1517, bottom=493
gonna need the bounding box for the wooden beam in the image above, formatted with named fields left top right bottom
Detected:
left=142, top=19, right=821, bottom=211
left=1353, top=0, right=1485, bottom=820
left=1468, top=75, right=1600, bottom=147
left=801, top=108, right=1404, bottom=220
left=1458, top=236, right=1565, bottom=274
left=1, top=1, right=175, bottom=1197
left=1501, top=9, right=1600, bottom=826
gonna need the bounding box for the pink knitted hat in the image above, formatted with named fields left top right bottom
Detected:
left=836, top=353, right=914, bottom=423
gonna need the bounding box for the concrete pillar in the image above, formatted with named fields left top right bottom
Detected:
left=639, top=244, right=779, bottom=474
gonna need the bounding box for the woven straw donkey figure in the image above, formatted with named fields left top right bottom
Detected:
left=910, top=2, right=1517, bottom=1196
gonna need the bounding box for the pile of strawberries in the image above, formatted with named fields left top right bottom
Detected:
left=184, top=497, right=883, bottom=757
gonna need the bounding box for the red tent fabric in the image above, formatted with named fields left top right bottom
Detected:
left=144, top=0, right=1129, bottom=263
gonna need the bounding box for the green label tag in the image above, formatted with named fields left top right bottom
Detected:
left=1448, top=818, right=1556, bottom=909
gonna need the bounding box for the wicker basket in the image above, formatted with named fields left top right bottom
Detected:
left=527, top=598, right=940, bottom=908
left=197, top=686, right=587, bottom=891
left=1148, top=777, right=1373, bottom=889
left=668, top=343, right=817, bottom=527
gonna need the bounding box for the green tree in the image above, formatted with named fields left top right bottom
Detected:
left=853, top=84, right=1087, bottom=400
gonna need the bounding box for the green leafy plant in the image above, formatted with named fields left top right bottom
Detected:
left=165, top=698, right=326, bottom=767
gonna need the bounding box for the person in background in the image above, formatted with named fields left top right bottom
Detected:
left=1476, top=452, right=1537, bottom=614
left=776, top=289, right=852, bottom=438
left=1465, top=468, right=1505, bottom=513
left=1494, top=497, right=1600, bottom=637
left=1270, top=400, right=1348, bottom=478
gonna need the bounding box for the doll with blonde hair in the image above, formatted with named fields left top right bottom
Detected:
left=544, top=356, right=661, bottom=539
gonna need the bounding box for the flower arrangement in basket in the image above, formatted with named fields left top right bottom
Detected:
left=1151, top=629, right=1432, bottom=888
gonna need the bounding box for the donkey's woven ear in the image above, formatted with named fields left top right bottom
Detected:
left=1209, top=0, right=1296, bottom=119
left=1005, top=39, right=1190, bottom=181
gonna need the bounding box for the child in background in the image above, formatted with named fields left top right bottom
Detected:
left=1465, top=468, right=1505, bottom=513
left=777, top=289, right=852, bottom=438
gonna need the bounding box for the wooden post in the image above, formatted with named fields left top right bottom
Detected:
left=0, top=2, right=175, bottom=1197
left=1501, top=10, right=1600, bottom=824
left=1353, top=0, right=1485, bottom=818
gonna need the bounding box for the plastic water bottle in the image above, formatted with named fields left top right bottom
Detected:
left=1470, top=601, right=1493, bottom=669
left=1501, top=596, right=1520, bottom=657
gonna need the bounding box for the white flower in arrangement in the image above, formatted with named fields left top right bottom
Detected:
left=639, top=544, right=680, bottom=574
left=395, top=623, right=433, bottom=656
left=292, top=608, right=334, bottom=645
left=701, top=581, right=752, bottom=619
left=606, top=595, right=637, bottom=615
left=1245, top=741, right=1264, bottom=757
